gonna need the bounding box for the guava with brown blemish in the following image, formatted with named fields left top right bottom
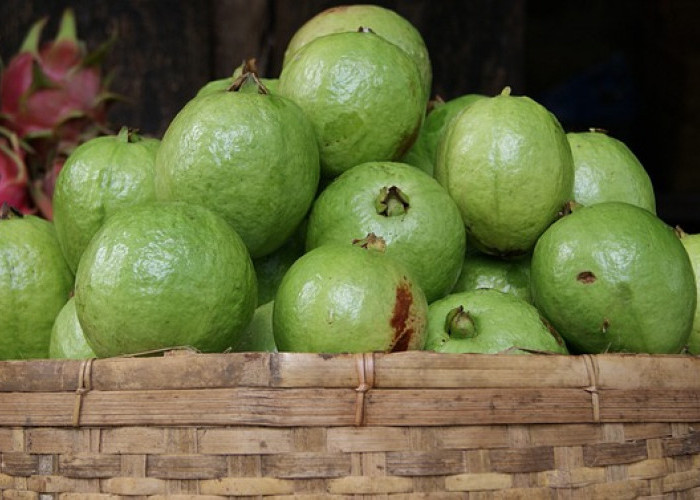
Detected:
left=531, top=202, right=695, bottom=353
left=272, top=235, right=428, bottom=353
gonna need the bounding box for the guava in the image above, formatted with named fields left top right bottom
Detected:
left=402, top=94, right=485, bottom=175
left=197, top=58, right=278, bottom=97
left=0, top=204, right=73, bottom=359
left=49, top=297, right=95, bottom=359
left=253, top=219, right=307, bottom=305
left=53, top=127, right=160, bottom=273
left=425, top=288, right=568, bottom=354
left=452, top=251, right=532, bottom=303
left=74, top=201, right=257, bottom=357
left=677, top=228, right=700, bottom=354
left=306, top=161, right=465, bottom=303
left=232, top=301, right=277, bottom=352
left=273, top=234, right=428, bottom=353
left=155, top=71, right=319, bottom=258
left=531, top=202, right=696, bottom=354
left=435, top=87, right=574, bottom=256
left=278, top=29, right=424, bottom=178
left=282, top=4, right=432, bottom=102
left=567, top=129, right=656, bottom=213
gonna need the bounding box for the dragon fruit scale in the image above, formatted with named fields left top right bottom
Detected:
left=0, top=127, right=33, bottom=215
left=0, top=8, right=118, bottom=218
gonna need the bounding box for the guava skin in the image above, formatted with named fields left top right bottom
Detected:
left=49, top=297, right=96, bottom=359
left=425, top=289, right=568, bottom=354
left=435, top=89, right=574, bottom=256
left=74, top=201, right=257, bottom=357
left=154, top=86, right=320, bottom=259
left=282, top=4, right=432, bottom=103
left=232, top=300, right=277, bottom=353
left=306, top=161, right=465, bottom=303
left=53, top=128, right=160, bottom=273
left=531, top=202, right=696, bottom=354
left=278, top=30, right=424, bottom=178
left=567, top=130, right=656, bottom=213
left=678, top=230, right=700, bottom=354
left=0, top=212, right=73, bottom=360
left=452, top=251, right=532, bottom=303
left=253, top=219, right=307, bottom=306
left=402, top=94, right=485, bottom=175
left=273, top=243, right=428, bottom=353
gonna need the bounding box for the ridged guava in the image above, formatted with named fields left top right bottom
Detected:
left=567, top=129, right=656, bottom=213
left=435, top=87, right=574, bottom=256
left=53, top=127, right=160, bottom=273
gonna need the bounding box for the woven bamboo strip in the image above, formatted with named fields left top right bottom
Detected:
left=2, top=352, right=699, bottom=392
left=3, top=387, right=699, bottom=427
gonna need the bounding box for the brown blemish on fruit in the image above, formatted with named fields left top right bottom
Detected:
left=601, top=318, right=610, bottom=334
left=577, top=271, right=596, bottom=284
left=390, top=281, right=414, bottom=352
left=540, top=316, right=566, bottom=347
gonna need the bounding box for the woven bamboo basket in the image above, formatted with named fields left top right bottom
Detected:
left=1, top=351, right=699, bottom=499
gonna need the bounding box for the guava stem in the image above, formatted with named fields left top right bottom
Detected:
left=357, top=26, right=375, bottom=33
left=445, top=306, right=477, bottom=339
left=500, top=86, right=512, bottom=96
left=558, top=200, right=582, bottom=218
left=229, top=58, right=268, bottom=95
left=352, top=232, right=387, bottom=252
left=375, top=186, right=410, bottom=217
left=117, top=126, right=141, bottom=143
left=0, top=203, right=23, bottom=220
left=674, top=225, right=688, bottom=239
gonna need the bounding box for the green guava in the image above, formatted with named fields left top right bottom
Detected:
left=402, top=94, right=485, bottom=175
left=273, top=235, right=428, bottom=353
left=49, top=297, right=95, bottom=359
left=677, top=228, right=700, bottom=354
left=531, top=202, right=696, bottom=354
left=232, top=300, right=277, bottom=352
left=452, top=251, right=532, bottom=303
left=0, top=205, right=73, bottom=359
left=306, top=161, right=465, bottom=303
left=53, top=127, right=160, bottom=273
left=74, top=201, right=257, bottom=357
left=197, top=59, right=279, bottom=97
left=253, top=219, right=307, bottom=305
left=155, top=72, right=319, bottom=259
left=278, top=29, right=424, bottom=178
left=424, top=288, right=568, bottom=354
left=282, top=4, right=432, bottom=102
left=435, top=87, right=574, bottom=256
left=567, top=129, right=656, bottom=213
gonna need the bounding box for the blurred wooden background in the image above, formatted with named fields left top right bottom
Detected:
left=2, top=0, right=699, bottom=230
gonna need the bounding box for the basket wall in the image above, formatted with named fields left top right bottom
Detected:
left=1, top=351, right=699, bottom=498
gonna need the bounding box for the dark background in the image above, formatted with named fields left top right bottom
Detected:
left=2, top=0, right=699, bottom=230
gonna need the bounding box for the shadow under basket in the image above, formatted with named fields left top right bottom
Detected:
left=1, top=351, right=699, bottom=499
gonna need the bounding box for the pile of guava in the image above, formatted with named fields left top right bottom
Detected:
left=1, top=4, right=698, bottom=360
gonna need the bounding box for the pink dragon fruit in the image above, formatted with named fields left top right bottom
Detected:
left=0, top=8, right=118, bottom=218
left=0, top=127, right=33, bottom=214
